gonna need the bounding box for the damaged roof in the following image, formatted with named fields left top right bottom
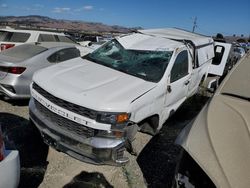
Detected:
left=116, top=33, right=183, bottom=51
left=139, top=28, right=214, bottom=47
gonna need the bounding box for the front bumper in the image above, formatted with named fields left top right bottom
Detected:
left=29, top=98, right=128, bottom=166
left=0, top=150, right=20, bottom=188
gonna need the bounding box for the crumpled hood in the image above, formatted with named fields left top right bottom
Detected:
left=177, top=95, right=250, bottom=188
left=33, top=57, right=156, bottom=112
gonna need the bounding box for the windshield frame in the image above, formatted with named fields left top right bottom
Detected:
left=83, top=39, right=173, bottom=83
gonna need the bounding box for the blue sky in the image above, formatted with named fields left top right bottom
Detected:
left=0, top=0, right=249, bottom=36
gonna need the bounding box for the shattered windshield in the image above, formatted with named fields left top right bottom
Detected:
left=84, top=39, right=173, bottom=82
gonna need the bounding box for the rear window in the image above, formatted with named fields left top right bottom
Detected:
left=0, top=44, right=47, bottom=61
left=57, top=36, right=75, bottom=43
left=0, top=31, right=8, bottom=41
left=212, top=45, right=225, bottom=65
left=0, top=31, right=30, bottom=42
left=83, top=36, right=98, bottom=42
left=47, top=48, right=80, bottom=63
left=38, top=34, right=57, bottom=42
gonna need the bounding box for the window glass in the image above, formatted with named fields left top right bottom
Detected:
left=9, top=32, right=30, bottom=42
left=0, top=31, right=8, bottom=41
left=212, top=45, right=225, bottom=65
left=171, top=51, right=189, bottom=82
left=85, top=40, right=173, bottom=82
left=47, top=48, right=80, bottom=63
left=38, top=34, right=57, bottom=42
left=0, top=44, right=47, bottom=61
left=83, top=36, right=98, bottom=42
left=57, top=36, right=75, bottom=43
left=1, top=32, right=30, bottom=42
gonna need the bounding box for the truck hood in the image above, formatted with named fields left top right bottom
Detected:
left=176, top=94, right=250, bottom=188
left=33, top=57, right=156, bottom=112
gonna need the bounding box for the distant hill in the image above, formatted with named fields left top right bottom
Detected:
left=0, top=15, right=142, bottom=33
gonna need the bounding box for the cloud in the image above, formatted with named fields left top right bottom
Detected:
left=0, top=4, right=8, bottom=8
left=83, top=5, right=93, bottom=10
left=52, top=7, right=71, bottom=13
left=74, top=5, right=93, bottom=12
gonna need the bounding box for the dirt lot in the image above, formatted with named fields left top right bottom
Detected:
left=0, top=95, right=209, bottom=188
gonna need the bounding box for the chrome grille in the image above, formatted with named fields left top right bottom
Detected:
left=34, top=98, right=96, bottom=138
left=32, top=82, right=98, bottom=120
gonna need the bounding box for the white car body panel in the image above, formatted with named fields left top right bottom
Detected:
left=118, top=33, right=182, bottom=51
left=0, top=28, right=72, bottom=51
left=33, top=58, right=156, bottom=112
left=0, top=150, right=20, bottom=188
left=139, top=28, right=215, bottom=66
left=139, top=28, right=213, bottom=46
left=208, top=42, right=232, bottom=76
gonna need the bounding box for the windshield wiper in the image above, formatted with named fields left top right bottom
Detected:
left=222, top=93, right=250, bottom=102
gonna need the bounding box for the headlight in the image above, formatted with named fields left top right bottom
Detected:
left=97, top=112, right=130, bottom=125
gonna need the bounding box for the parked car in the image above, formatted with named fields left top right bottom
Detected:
left=174, top=54, right=250, bottom=188
left=0, top=42, right=91, bottom=100
left=29, top=28, right=230, bottom=165
left=205, top=42, right=237, bottom=87
left=0, top=28, right=76, bottom=51
left=78, top=35, right=111, bottom=49
left=0, top=127, right=20, bottom=188
left=234, top=46, right=246, bottom=58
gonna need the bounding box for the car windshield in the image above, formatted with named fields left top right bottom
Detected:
left=0, top=44, right=47, bottom=61
left=84, top=39, right=173, bottom=82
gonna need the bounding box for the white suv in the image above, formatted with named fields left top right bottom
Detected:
left=0, top=28, right=75, bottom=51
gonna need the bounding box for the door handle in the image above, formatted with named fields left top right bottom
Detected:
left=184, top=80, right=190, bottom=85
left=167, top=85, right=172, bottom=93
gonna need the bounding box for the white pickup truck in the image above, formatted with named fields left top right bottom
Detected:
left=29, top=28, right=230, bottom=165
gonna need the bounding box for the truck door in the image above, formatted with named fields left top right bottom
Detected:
left=165, top=50, right=191, bottom=108
left=208, top=42, right=232, bottom=76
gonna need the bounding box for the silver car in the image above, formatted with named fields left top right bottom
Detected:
left=0, top=42, right=82, bottom=99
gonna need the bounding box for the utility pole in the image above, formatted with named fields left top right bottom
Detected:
left=192, top=16, right=197, bottom=33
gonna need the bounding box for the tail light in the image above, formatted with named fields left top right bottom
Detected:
left=0, top=130, right=4, bottom=162
left=9, top=67, right=26, bottom=74
left=0, top=66, right=26, bottom=74
left=0, top=43, right=15, bottom=51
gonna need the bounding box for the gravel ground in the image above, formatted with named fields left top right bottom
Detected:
left=0, top=94, right=209, bottom=188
